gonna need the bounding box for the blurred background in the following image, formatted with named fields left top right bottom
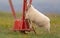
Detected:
left=0, top=0, right=60, bottom=13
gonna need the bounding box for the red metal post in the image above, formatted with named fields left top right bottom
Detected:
left=30, top=0, right=32, bottom=5
left=22, top=0, right=27, bottom=29
left=9, top=0, right=16, bottom=19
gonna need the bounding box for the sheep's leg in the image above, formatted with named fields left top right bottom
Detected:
left=27, top=19, right=32, bottom=28
left=32, top=25, right=36, bottom=34
left=29, top=20, right=36, bottom=34
left=26, top=19, right=36, bottom=34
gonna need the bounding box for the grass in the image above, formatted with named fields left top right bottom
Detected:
left=0, top=12, right=60, bottom=38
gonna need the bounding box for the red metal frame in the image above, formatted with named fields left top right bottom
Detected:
left=9, top=0, right=32, bottom=31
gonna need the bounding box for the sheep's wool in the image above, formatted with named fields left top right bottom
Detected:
left=25, top=5, right=50, bottom=32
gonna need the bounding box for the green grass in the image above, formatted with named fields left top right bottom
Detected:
left=0, top=12, right=60, bottom=38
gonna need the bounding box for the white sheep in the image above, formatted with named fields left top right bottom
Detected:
left=25, top=5, right=50, bottom=32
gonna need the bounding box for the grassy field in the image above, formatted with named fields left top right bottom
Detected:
left=0, top=12, right=60, bottom=38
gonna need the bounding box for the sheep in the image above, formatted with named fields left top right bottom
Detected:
left=25, top=5, right=50, bottom=32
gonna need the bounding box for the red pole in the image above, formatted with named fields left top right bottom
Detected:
left=9, top=0, right=16, bottom=19
left=23, top=0, right=27, bottom=17
left=22, top=0, right=33, bottom=29
left=22, top=0, right=27, bottom=29
left=30, top=0, right=32, bottom=4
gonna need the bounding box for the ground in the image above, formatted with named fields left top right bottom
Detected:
left=0, top=12, right=60, bottom=38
